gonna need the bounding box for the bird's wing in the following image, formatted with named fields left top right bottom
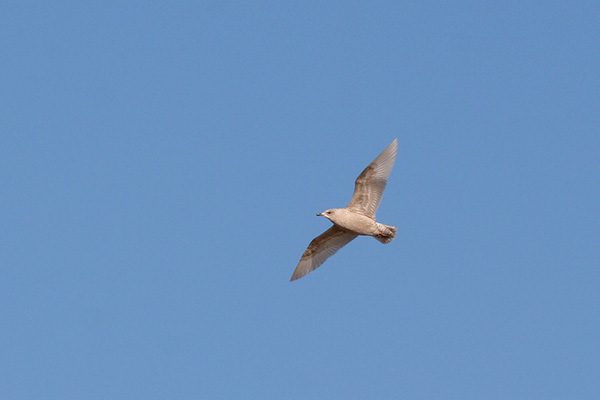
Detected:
left=346, top=139, right=398, bottom=219
left=290, top=225, right=358, bottom=281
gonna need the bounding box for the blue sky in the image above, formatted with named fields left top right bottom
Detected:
left=2, top=1, right=599, bottom=398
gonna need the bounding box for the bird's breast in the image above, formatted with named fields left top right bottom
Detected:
left=331, top=210, right=378, bottom=236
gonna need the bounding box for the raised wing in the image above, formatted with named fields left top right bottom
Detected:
left=290, top=225, right=358, bottom=281
left=346, top=139, right=397, bottom=219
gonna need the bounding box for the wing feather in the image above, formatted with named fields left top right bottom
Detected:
left=290, top=226, right=357, bottom=281
left=346, top=139, right=398, bottom=219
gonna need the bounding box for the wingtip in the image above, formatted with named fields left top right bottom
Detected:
left=290, top=269, right=306, bottom=281
left=289, top=269, right=302, bottom=281
left=378, top=138, right=398, bottom=161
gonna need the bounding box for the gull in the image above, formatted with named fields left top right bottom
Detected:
left=290, top=139, right=398, bottom=281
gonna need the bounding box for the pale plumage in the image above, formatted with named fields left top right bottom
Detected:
left=290, top=139, right=398, bottom=281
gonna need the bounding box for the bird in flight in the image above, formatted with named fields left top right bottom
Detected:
left=290, top=139, right=398, bottom=281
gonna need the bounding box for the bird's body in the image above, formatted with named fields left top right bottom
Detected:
left=320, top=208, right=378, bottom=235
left=290, top=139, right=398, bottom=281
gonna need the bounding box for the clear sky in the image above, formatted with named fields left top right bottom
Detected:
left=2, top=1, right=599, bottom=399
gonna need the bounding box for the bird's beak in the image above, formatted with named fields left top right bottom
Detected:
left=316, top=213, right=323, bottom=216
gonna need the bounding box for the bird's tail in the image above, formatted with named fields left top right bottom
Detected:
left=374, top=223, right=397, bottom=244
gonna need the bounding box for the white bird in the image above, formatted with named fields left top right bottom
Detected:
left=290, top=139, right=398, bottom=281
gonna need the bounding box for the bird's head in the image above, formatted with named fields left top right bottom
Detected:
left=316, top=209, right=336, bottom=221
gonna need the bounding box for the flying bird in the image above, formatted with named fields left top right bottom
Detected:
left=290, top=139, right=398, bottom=281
